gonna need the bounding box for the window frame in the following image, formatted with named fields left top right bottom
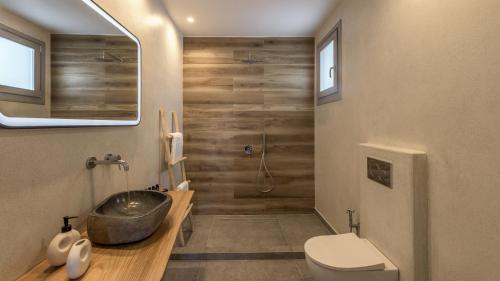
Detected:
left=0, top=22, right=45, bottom=105
left=316, top=19, right=342, bottom=105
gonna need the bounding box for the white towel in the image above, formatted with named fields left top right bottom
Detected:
left=169, top=132, right=183, bottom=163
left=177, top=180, right=189, bottom=191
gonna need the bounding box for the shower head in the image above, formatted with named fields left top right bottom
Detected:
left=240, top=51, right=260, bottom=64
left=97, top=51, right=124, bottom=63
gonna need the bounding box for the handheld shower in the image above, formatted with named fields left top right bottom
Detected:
left=256, top=132, right=275, bottom=193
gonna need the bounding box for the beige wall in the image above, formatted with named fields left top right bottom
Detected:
left=0, top=7, right=51, bottom=118
left=0, top=0, right=183, bottom=280
left=315, top=0, right=500, bottom=281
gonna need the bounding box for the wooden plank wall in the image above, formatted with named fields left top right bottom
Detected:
left=51, top=35, right=138, bottom=120
left=183, top=37, right=315, bottom=214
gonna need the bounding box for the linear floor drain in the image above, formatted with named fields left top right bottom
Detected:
left=170, top=252, right=305, bottom=261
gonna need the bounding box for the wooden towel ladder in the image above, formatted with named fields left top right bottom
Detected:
left=159, top=108, right=193, bottom=246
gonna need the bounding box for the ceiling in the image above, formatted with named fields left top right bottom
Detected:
left=0, top=0, right=122, bottom=35
left=162, top=0, right=340, bottom=37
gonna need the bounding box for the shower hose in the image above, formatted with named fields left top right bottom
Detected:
left=256, top=133, right=275, bottom=193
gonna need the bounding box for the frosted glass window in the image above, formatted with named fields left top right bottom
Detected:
left=316, top=20, right=341, bottom=105
left=0, top=37, right=35, bottom=90
left=0, top=23, right=44, bottom=104
left=319, top=40, right=334, bottom=92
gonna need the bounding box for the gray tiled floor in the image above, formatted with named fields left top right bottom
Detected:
left=173, top=214, right=331, bottom=254
left=163, top=260, right=313, bottom=281
left=164, top=213, right=331, bottom=281
left=207, top=215, right=290, bottom=253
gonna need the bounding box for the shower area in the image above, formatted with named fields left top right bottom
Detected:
left=182, top=37, right=315, bottom=214
left=167, top=37, right=327, bottom=281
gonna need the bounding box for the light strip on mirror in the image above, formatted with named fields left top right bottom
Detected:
left=0, top=0, right=142, bottom=128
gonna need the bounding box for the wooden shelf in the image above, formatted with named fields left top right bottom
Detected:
left=18, top=190, right=194, bottom=281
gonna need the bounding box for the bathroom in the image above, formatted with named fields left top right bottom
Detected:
left=0, top=0, right=499, bottom=280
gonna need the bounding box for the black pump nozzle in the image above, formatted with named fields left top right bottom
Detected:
left=62, top=216, right=78, bottom=233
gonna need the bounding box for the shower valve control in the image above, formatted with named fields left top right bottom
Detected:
left=244, top=145, right=253, bottom=156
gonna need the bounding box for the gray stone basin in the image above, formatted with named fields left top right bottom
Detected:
left=87, top=190, right=172, bottom=245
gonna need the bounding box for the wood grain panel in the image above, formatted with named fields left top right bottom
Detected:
left=183, top=37, right=314, bottom=214
left=184, top=37, right=264, bottom=50
left=50, top=35, right=138, bottom=120
left=233, top=50, right=314, bottom=65
left=184, top=64, right=264, bottom=78
left=184, top=91, right=264, bottom=105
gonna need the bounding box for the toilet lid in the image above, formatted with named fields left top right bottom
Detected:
left=305, top=233, right=386, bottom=272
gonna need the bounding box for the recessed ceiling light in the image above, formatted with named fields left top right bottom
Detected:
left=187, top=16, right=195, bottom=23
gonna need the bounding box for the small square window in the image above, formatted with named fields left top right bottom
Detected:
left=0, top=23, right=45, bottom=105
left=0, top=37, right=35, bottom=91
left=317, top=20, right=341, bottom=105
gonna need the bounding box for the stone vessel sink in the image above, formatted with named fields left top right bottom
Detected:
left=87, top=190, right=172, bottom=245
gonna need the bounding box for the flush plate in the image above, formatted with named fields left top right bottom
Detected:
left=367, top=157, right=392, bottom=188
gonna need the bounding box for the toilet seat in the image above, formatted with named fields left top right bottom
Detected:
left=304, top=233, right=387, bottom=272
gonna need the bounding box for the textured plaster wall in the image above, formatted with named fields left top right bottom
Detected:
left=315, top=1, right=500, bottom=280
left=0, top=0, right=183, bottom=279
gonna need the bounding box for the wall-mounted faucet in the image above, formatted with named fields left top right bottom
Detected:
left=86, top=154, right=129, bottom=171
left=346, top=208, right=360, bottom=236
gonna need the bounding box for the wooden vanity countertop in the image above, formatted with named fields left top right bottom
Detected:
left=18, top=190, right=194, bottom=281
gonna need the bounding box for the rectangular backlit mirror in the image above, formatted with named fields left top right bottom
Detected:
left=0, top=0, right=141, bottom=128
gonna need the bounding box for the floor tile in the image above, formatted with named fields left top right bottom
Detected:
left=244, top=260, right=305, bottom=281
left=294, top=259, right=314, bottom=281
left=173, top=215, right=214, bottom=254
left=173, top=213, right=332, bottom=254
left=164, top=260, right=305, bottom=281
left=277, top=214, right=331, bottom=252
left=197, top=261, right=249, bottom=281
left=162, top=261, right=201, bottom=281
left=206, top=215, right=291, bottom=253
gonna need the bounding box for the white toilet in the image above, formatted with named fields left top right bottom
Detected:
left=304, top=233, right=398, bottom=281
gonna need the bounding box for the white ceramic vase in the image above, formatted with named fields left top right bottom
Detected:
left=66, top=239, right=92, bottom=279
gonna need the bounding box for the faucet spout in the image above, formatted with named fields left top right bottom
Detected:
left=86, top=154, right=130, bottom=171
left=116, top=160, right=130, bottom=171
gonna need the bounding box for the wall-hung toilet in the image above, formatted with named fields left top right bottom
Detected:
left=305, top=233, right=398, bottom=281
left=306, top=143, right=429, bottom=281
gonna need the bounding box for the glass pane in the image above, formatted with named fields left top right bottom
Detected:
left=0, top=36, right=35, bottom=90
left=319, top=40, right=335, bottom=92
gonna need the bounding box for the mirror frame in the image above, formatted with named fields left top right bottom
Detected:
left=0, top=0, right=141, bottom=128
